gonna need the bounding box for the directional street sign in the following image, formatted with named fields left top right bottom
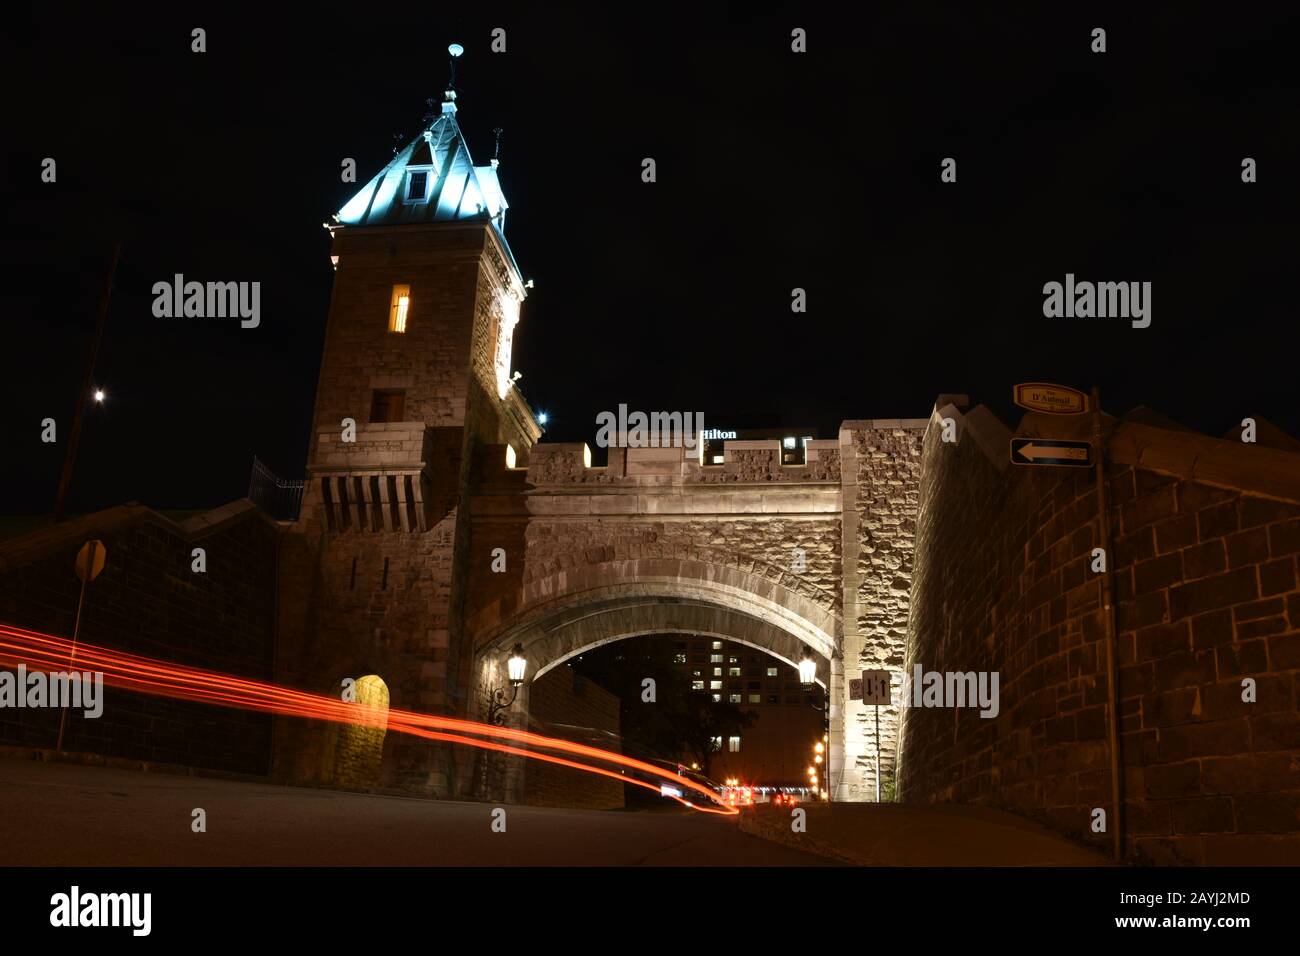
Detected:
left=862, top=669, right=891, bottom=706
left=1013, top=382, right=1089, bottom=415
left=1010, top=438, right=1093, bottom=468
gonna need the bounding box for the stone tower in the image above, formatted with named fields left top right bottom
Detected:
left=275, top=90, right=542, bottom=796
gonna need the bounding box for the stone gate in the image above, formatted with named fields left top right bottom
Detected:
left=461, top=425, right=923, bottom=799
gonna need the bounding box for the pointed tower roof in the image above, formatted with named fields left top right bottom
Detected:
left=336, top=98, right=517, bottom=270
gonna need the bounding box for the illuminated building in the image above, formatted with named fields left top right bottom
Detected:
left=674, top=636, right=823, bottom=787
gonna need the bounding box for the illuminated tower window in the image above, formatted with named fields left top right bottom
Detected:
left=389, top=285, right=410, bottom=333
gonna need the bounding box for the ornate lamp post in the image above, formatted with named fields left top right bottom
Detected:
left=485, top=643, right=527, bottom=725
left=799, top=650, right=831, bottom=803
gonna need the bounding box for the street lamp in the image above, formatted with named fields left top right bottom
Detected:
left=800, top=650, right=831, bottom=803
left=486, top=643, right=527, bottom=725
left=798, top=650, right=817, bottom=688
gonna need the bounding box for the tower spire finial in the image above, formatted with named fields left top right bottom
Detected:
left=442, top=43, right=464, bottom=114
left=492, top=127, right=503, bottom=168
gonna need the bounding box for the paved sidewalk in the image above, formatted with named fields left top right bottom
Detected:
left=738, top=801, right=1112, bottom=866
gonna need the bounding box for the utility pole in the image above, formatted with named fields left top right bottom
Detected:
left=1091, top=386, right=1124, bottom=863
left=52, top=240, right=121, bottom=524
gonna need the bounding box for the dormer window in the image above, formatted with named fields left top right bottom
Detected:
left=405, top=170, right=429, bottom=203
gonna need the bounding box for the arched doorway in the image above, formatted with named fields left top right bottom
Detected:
left=333, top=674, right=390, bottom=788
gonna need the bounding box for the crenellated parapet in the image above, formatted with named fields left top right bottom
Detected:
left=512, top=438, right=843, bottom=486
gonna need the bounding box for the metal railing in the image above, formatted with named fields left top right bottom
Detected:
left=247, top=456, right=304, bottom=521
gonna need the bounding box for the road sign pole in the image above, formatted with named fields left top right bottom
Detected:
left=55, top=571, right=90, bottom=753
left=58, top=540, right=105, bottom=753
left=875, top=702, right=881, bottom=803
left=1092, top=386, right=1123, bottom=863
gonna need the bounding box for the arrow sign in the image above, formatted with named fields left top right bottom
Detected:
left=1010, top=438, right=1093, bottom=467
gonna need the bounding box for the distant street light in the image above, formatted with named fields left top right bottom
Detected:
left=93, top=389, right=105, bottom=403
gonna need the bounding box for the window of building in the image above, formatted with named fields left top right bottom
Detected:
left=728, top=667, right=741, bottom=677
left=709, top=680, right=721, bottom=690
left=691, top=680, right=704, bottom=691
left=405, top=170, right=429, bottom=202
left=712, top=667, right=721, bottom=677
left=768, top=694, right=780, bottom=704
left=729, top=656, right=738, bottom=664
left=673, top=653, right=686, bottom=664
left=748, top=681, right=760, bottom=690
left=728, top=736, right=741, bottom=753
left=388, top=284, right=411, bottom=332
left=711, top=641, right=722, bottom=650
left=729, top=693, right=741, bottom=704
left=748, top=693, right=761, bottom=704
left=710, top=736, right=721, bottom=752
left=767, top=667, right=779, bottom=677
left=691, top=669, right=702, bottom=678
left=369, top=389, right=406, bottom=423
left=710, top=654, right=723, bottom=664
left=712, top=693, right=721, bottom=703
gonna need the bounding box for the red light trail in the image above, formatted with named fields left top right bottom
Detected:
left=0, top=622, right=736, bottom=814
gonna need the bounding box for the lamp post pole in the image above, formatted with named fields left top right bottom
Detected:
left=53, top=240, right=120, bottom=525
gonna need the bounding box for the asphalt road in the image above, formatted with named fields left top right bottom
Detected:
left=0, top=757, right=832, bottom=866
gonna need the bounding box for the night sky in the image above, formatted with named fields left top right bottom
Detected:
left=5, top=5, right=1298, bottom=515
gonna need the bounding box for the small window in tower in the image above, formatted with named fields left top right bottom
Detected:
left=370, top=390, right=406, bottom=424
left=389, top=285, right=411, bottom=333
left=406, top=171, right=429, bottom=202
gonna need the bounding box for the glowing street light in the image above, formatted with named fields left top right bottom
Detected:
left=486, top=643, right=527, bottom=725
left=92, top=389, right=105, bottom=403
left=506, top=643, right=527, bottom=685
left=798, top=650, right=817, bottom=688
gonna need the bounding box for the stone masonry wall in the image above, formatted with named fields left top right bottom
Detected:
left=840, top=420, right=926, bottom=800
left=523, top=664, right=624, bottom=809
left=898, top=406, right=1300, bottom=864
left=521, top=516, right=842, bottom=606
left=0, top=503, right=278, bottom=775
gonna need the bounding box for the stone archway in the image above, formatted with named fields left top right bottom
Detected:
left=468, top=560, right=843, bottom=801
